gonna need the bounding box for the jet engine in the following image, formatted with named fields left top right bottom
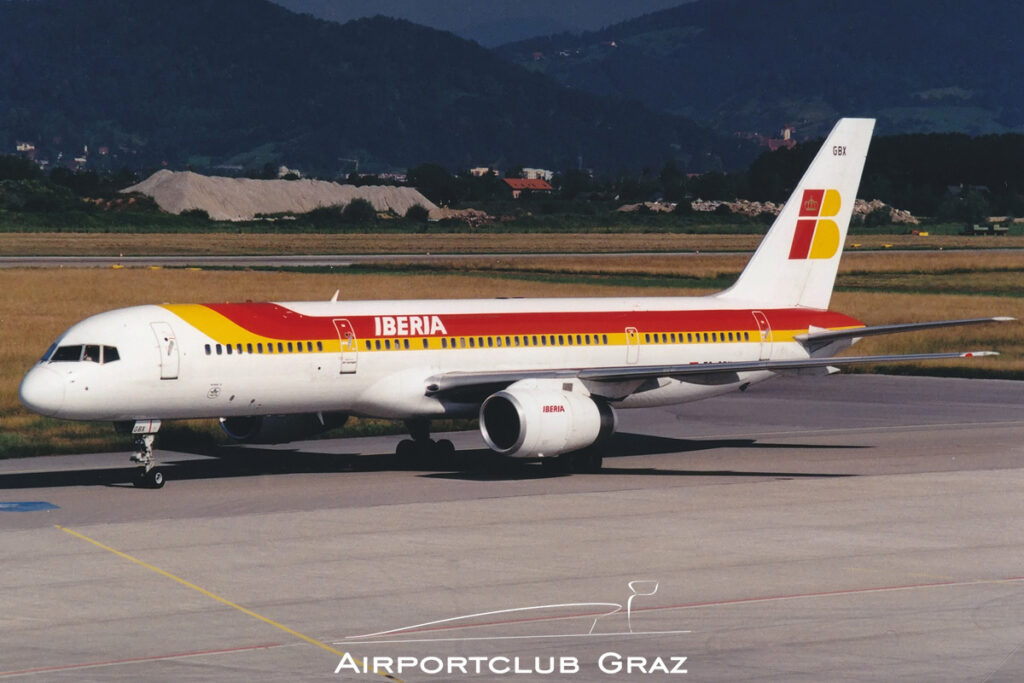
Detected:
left=219, top=412, right=348, bottom=444
left=479, top=381, right=616, bottom=458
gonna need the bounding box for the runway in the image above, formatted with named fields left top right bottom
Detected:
left=2, top=374, right=1023, bottom=681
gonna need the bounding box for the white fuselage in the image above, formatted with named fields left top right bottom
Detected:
left=20, top=295, right=860, bottom=423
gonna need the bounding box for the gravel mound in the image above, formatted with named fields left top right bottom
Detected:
left=123, top=170, right=439, bottom=221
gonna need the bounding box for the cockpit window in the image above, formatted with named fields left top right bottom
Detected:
left=48, top=344, right=120, bottom=364
left=51, top=345, right=84, bottom=362
left=40, top=342, right=58, bottom=363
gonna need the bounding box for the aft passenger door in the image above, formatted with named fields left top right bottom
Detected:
left=751, top=311, right=772, bottom=361
left=333, top=319, right=358, bottom=374
left=150, top=322, right=179, bottom=380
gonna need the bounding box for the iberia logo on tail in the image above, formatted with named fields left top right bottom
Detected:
left=789, top=189, right=841, bottom=259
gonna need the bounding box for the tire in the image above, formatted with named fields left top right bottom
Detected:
left=395, top=439, right=416, bottom=466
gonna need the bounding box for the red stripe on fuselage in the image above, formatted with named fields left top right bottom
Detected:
left=200, top=303, right=862, bottom=340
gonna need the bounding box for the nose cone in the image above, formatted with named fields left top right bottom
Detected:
left=19, top=366, right=66, bottom=417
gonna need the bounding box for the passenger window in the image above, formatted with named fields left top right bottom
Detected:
left=532, top=335, right=539, bottom=346
left=216, top=344, right=223, bottom=355
left=103, top=346, right=120, bottom=363
left=374, top=340, right=381, bottom=350
left=421, top=339, right=427, bottom=349
left=442, top=338, right=448, bottom=349
left=257, top=343, right=263, bottom=353
left=602, top=334, right=608, bottom=344
left=287, top=342, right=293, bottom=353
left=247, top=343, right=253, bottom=354
left=558, top=335, right=564, bottom=346
left=403, top=339, right=410, bottom=349
left=204, top=344, right=211, bottom=356
left=317, top=341, right=324, bottom=352
left=226, top=345, right=233, bottom=355
left=385, top=340, right=391, bottom=350
left=469, top=338, right=475, bottom=348
left=505, top=336, right=511, bottom=347
left=487, top=337, right=494, bottom=348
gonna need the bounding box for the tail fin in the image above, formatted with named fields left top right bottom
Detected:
left=718, top=118, right=875, bottom=310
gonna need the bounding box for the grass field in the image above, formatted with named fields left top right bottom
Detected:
left=2, top=231, right=1024, bottom=256
left=1, top=246, right=1020, bottom=458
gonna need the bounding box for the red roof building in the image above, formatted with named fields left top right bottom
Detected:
left=503, top=178, right=553, bottom=199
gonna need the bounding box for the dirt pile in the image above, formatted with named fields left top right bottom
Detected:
left=122, top=170, right=439, bottom=221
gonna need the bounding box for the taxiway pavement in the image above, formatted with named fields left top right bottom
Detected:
left=2, top=374, right=1023, bottom=681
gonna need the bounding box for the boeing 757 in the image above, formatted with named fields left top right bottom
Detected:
left=19, top=119, right=1012, bottom=487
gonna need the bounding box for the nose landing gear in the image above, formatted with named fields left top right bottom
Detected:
left=125, top=421, right=164, bottom=488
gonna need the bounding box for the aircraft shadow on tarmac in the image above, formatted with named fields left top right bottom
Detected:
left=0, top=432, right=859, bottom=489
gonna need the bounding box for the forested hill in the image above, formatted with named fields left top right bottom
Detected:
left=498, top=0, right=1024, bottom=139
left=0, top=0, right=752, bottom=174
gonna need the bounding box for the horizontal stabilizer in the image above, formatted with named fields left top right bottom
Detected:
left=796, top=316, right=1015, bottom=352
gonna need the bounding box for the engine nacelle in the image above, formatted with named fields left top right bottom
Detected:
left=479, top=382, right=616, bottom=458
left=219, top=412, right=348, bottom=444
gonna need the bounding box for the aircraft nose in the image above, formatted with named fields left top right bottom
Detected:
left=19, top=365, right=66, bottom=417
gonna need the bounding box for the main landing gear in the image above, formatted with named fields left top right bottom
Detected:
left=394, top=419, right=458, bottom=468
left=126, top=420, right=165, bottom=488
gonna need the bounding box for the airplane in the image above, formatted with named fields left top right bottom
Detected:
left=19, top=118, right=1012, bottom=488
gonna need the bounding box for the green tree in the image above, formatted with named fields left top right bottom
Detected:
left=405, top=203, right=430, bottom=222
left=341, top=198, right=377, bottom=224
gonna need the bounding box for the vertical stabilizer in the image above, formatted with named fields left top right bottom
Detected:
left=717, top=118, right=875, bottom=310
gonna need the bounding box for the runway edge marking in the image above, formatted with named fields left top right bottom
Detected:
left=53, top=525, right=401, bottom=682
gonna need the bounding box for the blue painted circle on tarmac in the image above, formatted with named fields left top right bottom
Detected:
left=0, top=501, right=60, bottom=512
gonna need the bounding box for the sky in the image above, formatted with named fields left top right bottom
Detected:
left=270, top=0, right=691, bottom=46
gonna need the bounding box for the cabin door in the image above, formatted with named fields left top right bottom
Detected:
left=625, top=326, right=640, bottom=364
left=150, top=322, right=179, bottom=380
left=333, top=319, right=358, bottom=373
left=751, top=311, right=772, bottom=361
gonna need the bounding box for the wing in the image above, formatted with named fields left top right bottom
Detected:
left=426, top=350, right=998, bottom=400
left=426, top=316, right=1012, bottom=401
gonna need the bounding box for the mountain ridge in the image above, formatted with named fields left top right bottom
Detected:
left=0, top=0, right=749, bottom=174
left=497, top=0, right=1024, bottom=138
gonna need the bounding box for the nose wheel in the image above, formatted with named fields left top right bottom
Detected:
left=129, top=432, right=165, bottom=488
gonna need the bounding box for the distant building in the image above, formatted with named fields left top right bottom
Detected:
left=521, top=167, right=554, bottom=182
left=736, top=127, right=797, bottom=151
left=15, top=142, right=36, bottom=159
left=504, top=178, right=553, bottom=199
left=469, top=167, right=497, bottom=177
